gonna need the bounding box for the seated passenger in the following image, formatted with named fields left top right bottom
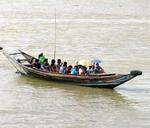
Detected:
left=94, top=63, right=104, bottom=74
left=63, top=61, right=67, bottom=67
left=56, top=59, right=62, bottom=72
left=65, top=65, right=73, bottom=74
left=87, top=65, right=94, bottom=75
left=59, top=64, right=67, bottom=74
left=59, top=61, right=68, bottom=73
left=31, top=59, right=41, bottom=69
left=50, top=59, right=56, bottom=72
left=43, top=58, right=50, bottom=72
left=71, top=65, right=79, bottom=75
left=79, top=66, right=86, bottom=75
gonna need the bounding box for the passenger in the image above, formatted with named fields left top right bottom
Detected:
left=31, top=58, right=36, bottom=67
left=43, top=58, right=50, bottom=72
left=71, top=65, right=79, bottom=75
left=87, top=65, right=94, bottom=75
left=65, top=65, right=73, bottom=74
left=50, top=59, right=56, bottom=72
left=59, top=64, right=67, bottom=74
left=59, top=61, right=68, bottom=74
left=31, top=59, right=41, bottom=69
left=51, top=59, right=56, bottom=65
left=79, top=65, right=86, bottom=75
left=56, top=59, right=62, bottom=72
left=94, top=63, right=104, bottom=74
left=63, top=61, right=67, bottom=67
left=38, top=53, right=45, bottom=64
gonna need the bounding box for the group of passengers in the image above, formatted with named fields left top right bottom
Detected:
left=31, top=53, right=104, bottom=75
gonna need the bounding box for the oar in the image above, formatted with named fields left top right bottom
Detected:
left=0, top=47, right=3, bottom=50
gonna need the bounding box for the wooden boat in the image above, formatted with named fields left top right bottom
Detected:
left=2, top=50, right=142, bottom=89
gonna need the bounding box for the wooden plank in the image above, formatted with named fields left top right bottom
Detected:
left=9, top=53, right=21, bottom=55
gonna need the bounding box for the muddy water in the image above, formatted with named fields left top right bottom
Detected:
left=0, top=0, right=150, bottom=127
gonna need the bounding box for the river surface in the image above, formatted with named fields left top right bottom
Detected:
left=0, top=0, right=150, bottom=128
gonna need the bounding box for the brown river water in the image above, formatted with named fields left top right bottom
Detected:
left=0, top=0, right=150, bottom=127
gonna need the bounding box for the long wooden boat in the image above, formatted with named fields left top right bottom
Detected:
left=2, top=50, right=142, bottom=89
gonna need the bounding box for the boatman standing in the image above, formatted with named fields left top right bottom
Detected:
left=38, top=53, right=45, bottom=64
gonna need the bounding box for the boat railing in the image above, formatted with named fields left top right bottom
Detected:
left=9, top=53, right=21, bottom=55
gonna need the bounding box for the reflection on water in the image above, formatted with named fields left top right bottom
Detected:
left=16, top=74, right=126, bottom=100
left=0, top=69, right=137, bottom=128
left=0, top=69, right=149, bottom=128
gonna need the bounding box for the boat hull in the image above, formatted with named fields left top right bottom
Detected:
left=2, top=50, right=142, bottom=89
